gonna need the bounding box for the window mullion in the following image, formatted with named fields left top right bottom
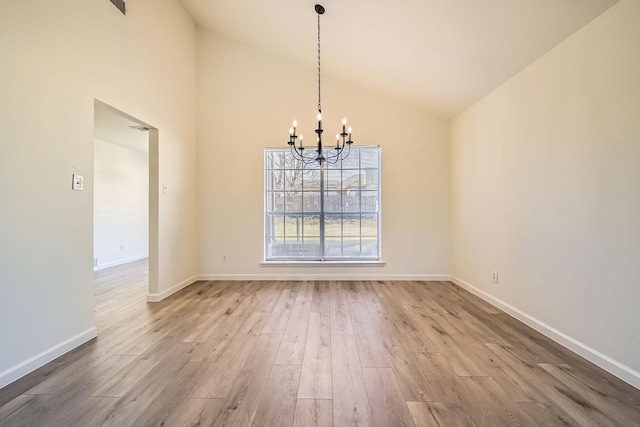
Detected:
left=301, top=166, right=304, bottom=249
left=340, top=161, right=344, bottom=258
left=319, top=163, right=325, bottom=261
left=359, top=151, right=363, bottom=255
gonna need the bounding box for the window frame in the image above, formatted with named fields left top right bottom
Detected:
left=264, top=146, right=382, bottom=263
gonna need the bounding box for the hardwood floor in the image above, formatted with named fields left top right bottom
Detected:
left=1, top=260, right=639, bottom=426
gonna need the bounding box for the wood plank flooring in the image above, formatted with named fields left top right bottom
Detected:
left=1, top=260, right=640, bottom=426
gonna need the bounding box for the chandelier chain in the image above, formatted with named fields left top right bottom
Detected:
left=317, top=12, right=321, bottom=113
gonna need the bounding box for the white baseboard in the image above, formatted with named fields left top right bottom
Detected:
left=0, top=327, right=97, bottom=389
left=198, top=273, right=452, bottom=281
left=94, top=254, right=148, bottom=271
left=451, top=275, right=640, bottom=390
left=148, top=273, right=451, bottom=301
left=147, top=275, right=198, bottom=302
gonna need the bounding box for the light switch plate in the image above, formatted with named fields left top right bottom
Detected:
left=72, top=174, right=84, bottom=191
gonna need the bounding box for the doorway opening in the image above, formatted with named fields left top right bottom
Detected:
left=93, top=100, right=159, bottom=300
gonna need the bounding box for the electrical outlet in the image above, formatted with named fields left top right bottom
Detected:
left=491, top=269, right=499, bottom=284
left=120, top=244, right=125, bottom=252
left=222, top=253, right=228, bottom=263
left=94, top=258, right=98, bottom=267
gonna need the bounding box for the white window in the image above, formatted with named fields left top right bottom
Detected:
left=264, top=146, right=381, bottom=261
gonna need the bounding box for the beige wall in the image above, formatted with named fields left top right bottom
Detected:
left=0, top=0, right=197, bottom=387
left=450, top=0, right=640, bottom=386
left=196, top=31, right=450, bottom=280
left=94, top=138, right=149, bottom=270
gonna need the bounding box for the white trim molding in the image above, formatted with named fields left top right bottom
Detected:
left=451, top=275, right=640, bottom=390
left=94, top=254, right=148, bottom=271
left=146, top=275, right=198, bottom=302
left=198, top=273, right=452, bottom=281
left=0, top=327, right=97, bottom=389
left=261, top=260, right=386, bottom=267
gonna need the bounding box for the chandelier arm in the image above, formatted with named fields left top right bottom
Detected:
left=304, top=155, right=320, bottom=165
left=324, top=154, right=340, bottom=165
left=290, top=145, right=306, bottom=161
left=325, top=143, right=351, bottom=163
left=324, top=147, right=348, bottom=165
left=291, top=145, right=320, bottom=165
left=324, top=147, right=344, bottom=161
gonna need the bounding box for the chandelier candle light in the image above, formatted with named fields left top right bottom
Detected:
left=287, top=4, right=354, bottom=165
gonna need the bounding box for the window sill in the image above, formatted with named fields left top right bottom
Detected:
left=261, top=260, right=386, bottom=267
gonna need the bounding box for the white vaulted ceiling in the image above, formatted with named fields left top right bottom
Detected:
left=180, top=0, right=617, bottom=117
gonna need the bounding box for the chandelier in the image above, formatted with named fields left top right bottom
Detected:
left=287, top=4, right=353, bottom=165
